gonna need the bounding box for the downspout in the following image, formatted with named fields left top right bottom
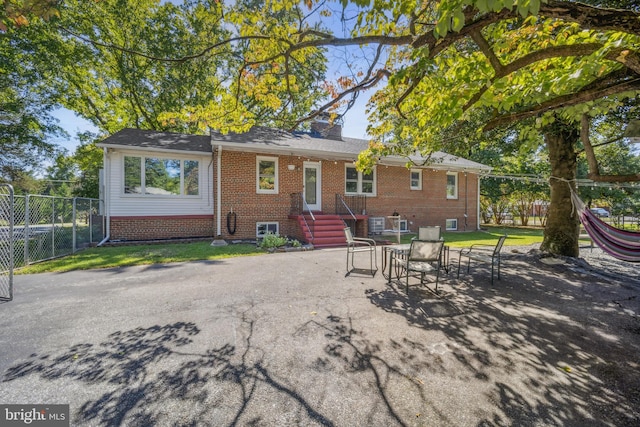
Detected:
left=464, top=171, right=468, bottom=231
left=216, top=145, right=222, bottom=236
left=477, top=174, right=481, bottom=231
left=98, top=147, right=111, bottom=246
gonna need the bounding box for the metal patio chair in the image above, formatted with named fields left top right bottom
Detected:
left=404, top=239, right=445, bottom=294
left=457, top=235, right=507, bottom=285
left=344, top=227, right=378, bottom=277
left=417, top=226, right=442, bottom=241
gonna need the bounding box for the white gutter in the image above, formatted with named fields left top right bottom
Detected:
left=96, top=143, right=210, bottom=157
left=97, top=147, right=111, bottom=246
left=216, top=145, right=222, bottom=236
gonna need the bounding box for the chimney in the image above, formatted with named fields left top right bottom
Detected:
left=311, top=113, right=343, bottom=140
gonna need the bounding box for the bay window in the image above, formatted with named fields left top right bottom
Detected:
left=123, top=155, right=199, bottom=196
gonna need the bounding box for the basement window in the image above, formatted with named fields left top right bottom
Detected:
left=257, top=222, right=279, bottom=238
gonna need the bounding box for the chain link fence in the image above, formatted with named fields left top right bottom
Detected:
left=0, top=192, right=104, bottom=277
left=1, top=184, right=14, bottom=301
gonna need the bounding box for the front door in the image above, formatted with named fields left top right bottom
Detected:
left=303, top=162, right=322, bottom=212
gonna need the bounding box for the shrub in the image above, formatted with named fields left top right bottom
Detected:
left=289, top=238, right=301, bottom=248
left=260, top=233, right=288, bottom=249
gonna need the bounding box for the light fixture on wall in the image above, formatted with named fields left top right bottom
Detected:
left=288, top=164, right=296, bottom=171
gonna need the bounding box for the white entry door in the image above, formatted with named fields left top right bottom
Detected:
left=303, top=162, right=322, bottom=212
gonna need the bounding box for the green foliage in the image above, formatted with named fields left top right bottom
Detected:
left=5, top=0, right=328, bottom=140
left=0, top=0, right=59, bottom=31
left=71, top=134, right=102, bottom=198
left=43, top=151, right=76, bottom=197
left=259, top=232, right=289, bottom=249
left=0, top=21, right=63, bottom=181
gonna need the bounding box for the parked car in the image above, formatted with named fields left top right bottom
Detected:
left=590, top=207, right=610, bottom=218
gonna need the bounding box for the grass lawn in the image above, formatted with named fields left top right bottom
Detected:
left=17, top=242, right=262, bottom=274
left=17, top=226, right=566, bottom=274
left=390, top=225, right=545, bottom=247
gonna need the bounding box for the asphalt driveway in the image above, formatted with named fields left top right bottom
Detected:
left=1, top=247, right=639, bottom=426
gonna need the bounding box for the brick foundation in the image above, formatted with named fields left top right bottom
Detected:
left=110, top=215, right=214, bottom=241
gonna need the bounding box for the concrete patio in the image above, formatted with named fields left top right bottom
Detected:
left=0, top=247, right=639, bottom=426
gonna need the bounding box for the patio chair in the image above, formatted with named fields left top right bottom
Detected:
left=457, top=235, right=507, bottom=285
left=404, top=239, right=445, bottom=294
left=344, top=227, right=378, bottom=277
left=417, top=226, right=442, bottom=241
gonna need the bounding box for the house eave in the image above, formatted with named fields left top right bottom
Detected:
left=379, top=156, right=493, bottom=174
left=97, top=143, right=211, bottom=157
left=212, top=140, right=492, bottom=174
left=212, top=140, right=355, bottom=161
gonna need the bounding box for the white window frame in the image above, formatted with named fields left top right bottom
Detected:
left=256, top=156, right=279, bottom=194
left=446, top=218, right=458, bottom=231
left=256, top=222, right=279, bottom=237
left=446, top=172, right=458, bottom=199
left=410, top=169, right=422, bottom=190
left=345, top=165, right=377, bottom=196
left=122, top=154, right=200, bottom=197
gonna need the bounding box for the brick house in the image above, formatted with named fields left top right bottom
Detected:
left=98, top=125, right=491, bottom=246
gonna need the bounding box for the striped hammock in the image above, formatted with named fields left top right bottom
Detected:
left=570, top=189, right=640, bottom=263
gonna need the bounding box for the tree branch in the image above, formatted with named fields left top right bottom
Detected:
left=464, top=43, right=605, bottom=111
left=606, top=48, right=640, bottom=75
left=59, top=26, right=275, bottom=62
left=469, top=29, right=503, bottom=73
left=580, top=113, right=600, bottom=176
left=541, top=0, right=640, bottom=34
left=484, top=75, right=640, bottom=131
left=288, top=69, right=390, bottom=131
left=587, top=173, right=640, bottom=183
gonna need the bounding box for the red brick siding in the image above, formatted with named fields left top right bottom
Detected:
left=368, top=167, right=478, bottom=232
left=214, top=151, right=480, bottom=240
left=110, top=215, right=214, bottom=241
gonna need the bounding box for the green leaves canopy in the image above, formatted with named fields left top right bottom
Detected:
left=7, top=0, right=328, bottom=135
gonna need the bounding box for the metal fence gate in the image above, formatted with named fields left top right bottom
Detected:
left=1, top=184, right=14, bottom=301
left=16, top=195, right=105, bottom=267
left=0, top=192, right=104, bottom=285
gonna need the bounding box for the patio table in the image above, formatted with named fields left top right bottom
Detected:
left=382, top=244, right=410, bottom=283
left=382, top=242, right=450, bottom=284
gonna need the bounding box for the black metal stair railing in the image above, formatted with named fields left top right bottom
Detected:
left=335, top=194, right=366, bottom=218
left=290, top=193, right=315, bottom=242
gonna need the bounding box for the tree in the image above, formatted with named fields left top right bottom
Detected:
left=10, top=0, right=328, bottom=135
left=43, top=150, right=76, bottom=197
left=72, top=132, right=103, bottom=199
left=0, top=18, right=64, bottom=182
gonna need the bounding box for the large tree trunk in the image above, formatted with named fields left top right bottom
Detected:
left=540, top=120, right=580, bottom=257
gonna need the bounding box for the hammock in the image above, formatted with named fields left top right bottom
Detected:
left=570, top=189, right=640, bottom=262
